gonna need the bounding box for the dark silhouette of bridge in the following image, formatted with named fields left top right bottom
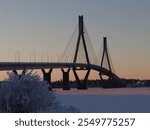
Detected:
left=0, top=15, right=126, bottom=90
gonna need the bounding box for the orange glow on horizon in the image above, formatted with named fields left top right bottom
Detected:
left=0, top=69, right=149, bottom=81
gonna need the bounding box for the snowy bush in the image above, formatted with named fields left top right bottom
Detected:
left=0, top=71, right=79, bottom=113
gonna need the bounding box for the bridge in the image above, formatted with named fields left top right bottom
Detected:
left=0, top=15, right=126, bottom=90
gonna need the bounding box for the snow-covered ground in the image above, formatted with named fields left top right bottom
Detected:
left=55, top=88, right=150, bottom=113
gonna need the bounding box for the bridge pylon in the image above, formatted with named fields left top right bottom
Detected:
left=73, top=68, right=90, bottom=89
left=41, top=69, right=53, bottom=90
left=99, top=37, right=113, bottom=87
left=99, top=37, right=125, bottom=88
left=73, top=15, right=90, bottom=89
left=100, top=37, right=112, bottom=71
left=73, top=15, right=90, bottom=64
left=61, top=68, right=70, bottom=90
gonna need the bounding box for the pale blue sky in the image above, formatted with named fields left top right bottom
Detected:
left=0, top=0, right=150, bottom=79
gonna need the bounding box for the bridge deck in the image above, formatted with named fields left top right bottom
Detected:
left=0, top=62, right=126, bottom=87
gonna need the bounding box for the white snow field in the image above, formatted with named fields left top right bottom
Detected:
left=55, top=88, right=150, bottom=113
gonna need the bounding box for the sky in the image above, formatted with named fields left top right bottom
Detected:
left=0, top=0, right=150, bottom=80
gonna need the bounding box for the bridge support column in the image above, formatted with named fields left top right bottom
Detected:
left=41, top=69, right=53, bottom=84
left=99, top=72, right=107, bottom=87
left=61, top=68, right=70, bottom=90
left=13, top=69, right=26, bottom=75
left=99, top=72, right=112, bottom=88
left=22, top=69, right=26, bottom=75
left=73, top=68, right=90, bottom=89
left=99, top=72, right=118, bottom=88
left=12, top=69, right=26, bottom=80
left=13, top=70, right=18, bottom=75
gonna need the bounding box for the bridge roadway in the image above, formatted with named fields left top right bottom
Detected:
left=0, top=62, right=126, bottom=86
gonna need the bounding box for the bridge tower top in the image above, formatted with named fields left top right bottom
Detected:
left=73, top=15, right=90, bottom=64
left=79, top=15, right=84, bottom=34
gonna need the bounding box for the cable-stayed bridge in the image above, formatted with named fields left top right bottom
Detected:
left=0, top=15, right=126, bottom=90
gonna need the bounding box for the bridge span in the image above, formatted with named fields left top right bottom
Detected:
left=0, top=62, right=126, bottom=90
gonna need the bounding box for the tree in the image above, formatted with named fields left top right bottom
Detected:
left=0, top=71, right=79, bottom=113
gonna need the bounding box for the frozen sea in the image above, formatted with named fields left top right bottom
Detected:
left=55, top=87, right=150, bottom=113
